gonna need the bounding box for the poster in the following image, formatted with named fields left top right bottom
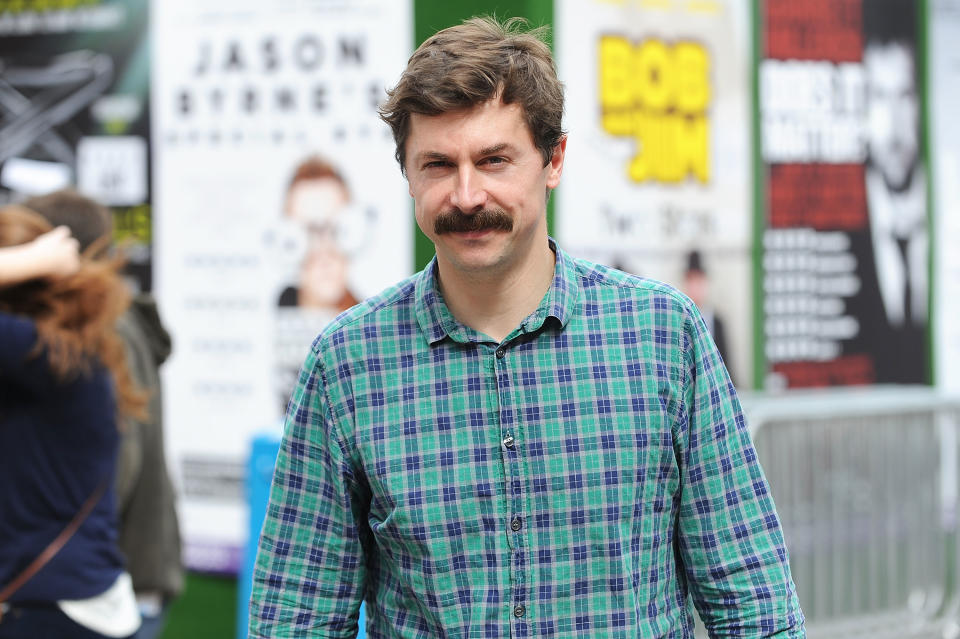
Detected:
left=931, top=0, right=960, bottom=392
left=759, top=0, right=930, bottom=388
left=0, top=0, right=152, bottom=289
left=555, top=0, right=754, bottom=387
left=152, top=0, right=412, bottom=572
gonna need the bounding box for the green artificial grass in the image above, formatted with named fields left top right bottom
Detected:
left=160, top=573, right=237, bottom=639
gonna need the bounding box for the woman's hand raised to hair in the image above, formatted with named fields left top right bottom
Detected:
left=32, top=226, right=81, bottom=278
left=0, top=226, right=81, bottom=287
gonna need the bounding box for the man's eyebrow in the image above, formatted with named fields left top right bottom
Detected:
left=415, top=151, right=450, bottom=164
left=414, top=143, right=514, bottom=164
left=479, top=143, right=511, bottom=156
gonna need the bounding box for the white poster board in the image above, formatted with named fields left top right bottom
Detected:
left=555, top=0, right=753, bottom=386
left=152, top=0, right=412, bottom=572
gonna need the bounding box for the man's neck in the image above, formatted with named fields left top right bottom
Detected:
left=436, top=242, right=556, bottom=344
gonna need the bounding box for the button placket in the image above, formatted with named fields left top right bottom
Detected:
left=493, top=339, right=528, bottom=631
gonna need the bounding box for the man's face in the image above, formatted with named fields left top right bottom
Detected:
left=405, top=98, right=564, bottom=278
left=286, top=177, right=351, bottom=307
left=865, top=42, right=919, bottom=192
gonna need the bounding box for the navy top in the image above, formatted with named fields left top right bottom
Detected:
left=0, top=311, right=125, bottom=601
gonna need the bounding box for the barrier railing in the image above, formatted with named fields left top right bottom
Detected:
left=740, top=387, right=960, bottom=639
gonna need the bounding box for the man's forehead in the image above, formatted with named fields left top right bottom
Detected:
left=410, top=100, right=522, bottom=127
left=407, top=102, right=531, bottom=154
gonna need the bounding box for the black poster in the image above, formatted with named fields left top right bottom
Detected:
left=0, top=0, right=151, bottom=289
left=760, top=0, right=930, bottom=387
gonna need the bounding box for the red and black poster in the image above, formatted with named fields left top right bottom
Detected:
left=759, top=0, right=930, bottom=387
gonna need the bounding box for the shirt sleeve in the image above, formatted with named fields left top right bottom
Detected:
left=249, top=340, right=369, bottom=638
left=673, top=304, right=806, bottom=637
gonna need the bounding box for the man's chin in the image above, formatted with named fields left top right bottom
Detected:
left=438, top=243, right=510, bottom=275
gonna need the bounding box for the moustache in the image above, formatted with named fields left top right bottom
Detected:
left=434, top=209, right=513, bottom=235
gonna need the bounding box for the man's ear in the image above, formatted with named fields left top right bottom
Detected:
left=545, top=136, right=567, bottom=190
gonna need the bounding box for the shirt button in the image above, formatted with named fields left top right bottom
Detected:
left=510, top=517, right=522, bottom=531
left=502, top=434, right=515, bottom=449
left=495, top=347, right=505, bottom=359
left=513, top=604, right=526, bottom=618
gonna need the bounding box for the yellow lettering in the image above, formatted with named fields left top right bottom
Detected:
left=674, top=114, right=709, bottom=183
left=629, top=113, right=709, bottom=184
left=628, top=111, right=655, bottom=182
left=598, top=36, right=712, bottom=184
left=635, top=39, right=671, bottom=111
left=674, top=42, right=710, bottom=113
left=599, top=36, right=634, bottom=110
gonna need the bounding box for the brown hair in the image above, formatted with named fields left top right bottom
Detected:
left=379, top=15, right=565, bottom=175
left=0, top=205, right=146, bottom=421
left=22, top=188, right=113, bottom=257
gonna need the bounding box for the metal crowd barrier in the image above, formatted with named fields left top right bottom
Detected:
left=738, top=387, right=960, bottom=639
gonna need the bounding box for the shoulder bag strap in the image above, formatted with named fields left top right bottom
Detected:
left=0, top=476, right=110, bottom=620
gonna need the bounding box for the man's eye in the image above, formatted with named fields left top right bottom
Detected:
left=424, top=161, right=448, bottom=169
left=483, top=157, right=506, bottom=165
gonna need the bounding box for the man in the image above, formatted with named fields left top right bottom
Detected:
left=22, top=189, right=184, bottom=639
left=847, top=0, right=928, bottom=384
left=250, top=16, right=804, bottom=638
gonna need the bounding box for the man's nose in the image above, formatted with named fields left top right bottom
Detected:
left=450, top=166, right=487, bottom=213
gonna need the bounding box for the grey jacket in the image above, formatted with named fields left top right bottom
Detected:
left=115, top=293, right=184, bottom=600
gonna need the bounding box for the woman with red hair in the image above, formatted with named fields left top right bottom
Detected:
left=0, top=206, right=143, bottom=638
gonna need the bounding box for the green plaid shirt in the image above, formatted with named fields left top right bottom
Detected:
left=250, top=241, right=804, bottom=638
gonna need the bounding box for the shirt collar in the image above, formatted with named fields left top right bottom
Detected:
left=414, top=237, right=580, bottom=345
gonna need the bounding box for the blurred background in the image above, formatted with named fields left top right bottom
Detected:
left=1, top=0, right=958, bottom=637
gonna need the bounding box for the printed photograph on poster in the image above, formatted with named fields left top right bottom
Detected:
left=0, top=0, right=152, bottom=289
left=760, top=0, right=930, bottom=388
left=152, top=0, right=413, bottom=572
left=555, top=0, right=754, bottom=387
left=269, top=154, right=378, bottom=411
left=855, top=1, right=927, bottom=382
